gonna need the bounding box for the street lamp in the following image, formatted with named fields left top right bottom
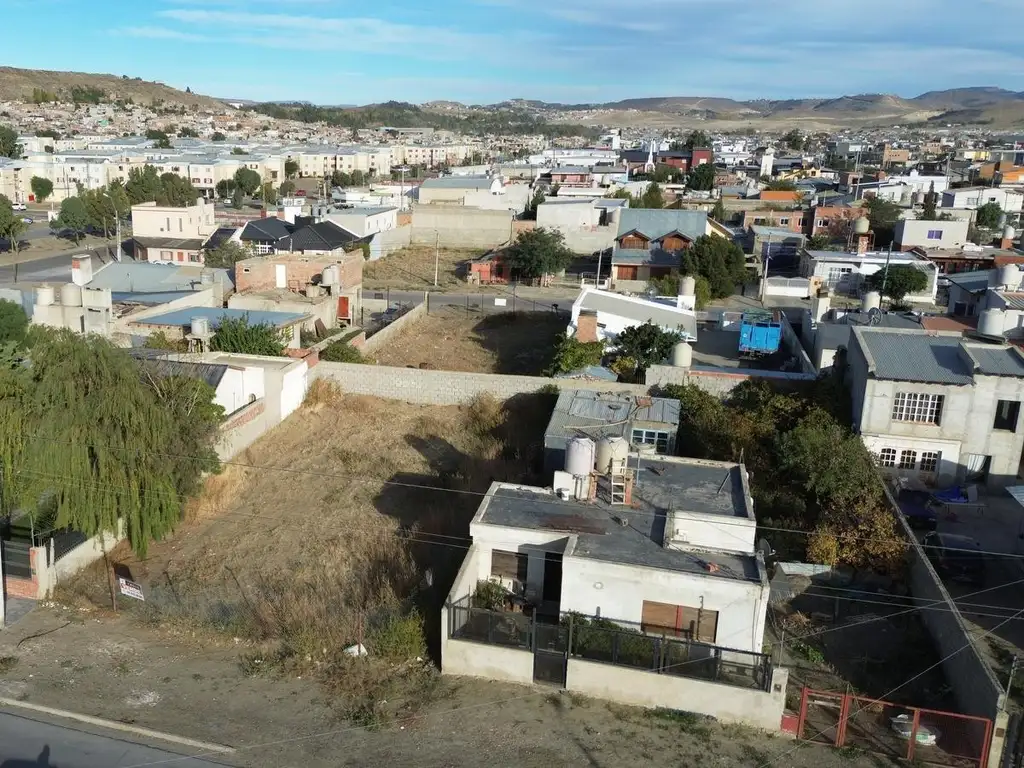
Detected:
left=394, top=165, right=410, bottom=211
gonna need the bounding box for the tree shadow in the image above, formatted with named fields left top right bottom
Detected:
left=470, top=311, right=565, bottom=375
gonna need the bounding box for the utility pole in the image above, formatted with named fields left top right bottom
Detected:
left=880, top=243, right=893, bottom=301
left=434, top=230, right=440, bottom=287
left=759, top=233, right=772, bottom=306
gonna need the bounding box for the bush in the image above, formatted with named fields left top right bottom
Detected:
left=472, top=580, right=507, bottom=610
left=369, top=611, right=426, bottom=661
left=320, top=341, right=364, bottom=363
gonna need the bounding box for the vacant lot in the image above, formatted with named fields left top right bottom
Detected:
left=371, top=307, right=565, bottom=374
left=364, top=246, right=482, bottom=290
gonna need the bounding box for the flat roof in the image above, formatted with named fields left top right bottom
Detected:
left=478, top=463, right=760, bottom=583
left=130, top=307, right=307, bottom=328
left=853, top=328, right=1024, bottom=383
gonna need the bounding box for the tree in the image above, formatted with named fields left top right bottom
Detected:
left=53, top=196, right=89, bottom=243
left=864, top=197, right=903, bottom=247
left=330, top=170, right=349, bottom=188
left=126, top=165, right=164, bottom=205
left=145, top=128, right=172, bottom=149
left=710, top=197, right=727, bottom=223
left=177, top=127, right=198, bottom=138
left=279, top=180, right=296, bottom=197
left=211, top=131, right=227, bottom=142
left=30, top=176, right=53, bottom=203
left=231, top=188, right=244, bottom=209
left=0, top=329, right=223, bottom=557
left=692, top=275, right=712, bottom=310
left=0, top=125, right=20, bottom=159
left=106, top=181, right=130, bottom=220
left=503, top=228, right=574, bottom=281
left=0, top=195, right=27, bottom=255
left=682, top=234, right=747, bottom=298
left=781, top=130, right=804, bottom=151
left=231, top=147, right=248, bottom=155
left=260, top=182, right=278, bottom=206
left=203, top=242, right=251, bottom=269
left=159, top=173, right=199, bottom=207
left=688, top=163, right=716, bottom=192
left=614, top=322, right=682, bottom=377
left=920, top=181, right=938, bottom=221
left=211, top=316, right=285, bottom=357
left=215, top=179, right=236, bottom=199
left=635, top=182, right=664, bottom=209
left=284, top=159, right=299, bottom=178
left=80, top=189, right=116, bottom=237
left=523, top=188, right=545, bottom=221
left=976, top=201, right=1003, bottom=229
left=0, top=300, right=28, bottom=347
left=684, top=130, right=711, bottom=150
left=865, top=264, right=928, bottom=303
left=234, top=167, right=262, bottom=197
left=807, top=233, right=831, bottom=250
left=549, top=336, right=605, bottom=375
left=319, top=341, right=364, bottom=363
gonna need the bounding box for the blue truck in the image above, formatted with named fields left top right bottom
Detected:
left=738, top=311, right=782, bottom=358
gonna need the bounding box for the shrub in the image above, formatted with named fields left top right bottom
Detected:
left=320, top=341, right=363, bottom=363
left=369, top=611, right=426, bottom=661
left=472, top=580, right=508, bottom=610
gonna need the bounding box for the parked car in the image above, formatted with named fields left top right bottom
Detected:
left=12, top=202, right=26, bottom=211
left=20, top=216, right=32, bottom=225
left=922, top=532, right=985, bottom=586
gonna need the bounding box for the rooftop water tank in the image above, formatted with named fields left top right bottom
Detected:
left=595, top=436, right=629, bottom=476
left=913, top=191, right=926, bottom=205
left=978, top=308, right=1006, bottom=337
left=200, top=271, right=214, bottom=286
left=998, top=213, right=1008, bottom=230
left=1003, top=225, right=1017, bottom=242
left=862, top=291, right=881, bottom=312
left=322, top=265, right=340, bottom=286
left=306, top=283, right=323, bottom=298
left=679, top=275, right=696, bottom=297
left=190, top=316, right=211, bottom=337
left=999, top=263, right=1020, bottom=289
left=35, top=284, right=55, bottom=307
left=565, top=437, right=596, bottom=477
left=60, top=283, right=82, bottom=307
left=853, top=217, right=870, bottom=235
left=670, top=340, right=693, bottom=367
left=900, top=189, right=912, bottom=204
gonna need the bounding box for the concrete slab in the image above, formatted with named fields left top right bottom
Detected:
left=1, top=598, right=35, bottom=629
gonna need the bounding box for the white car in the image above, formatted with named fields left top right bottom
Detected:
left=12, top=202, right=26, bottom=211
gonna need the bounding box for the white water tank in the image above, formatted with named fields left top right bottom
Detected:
left=679, top=275, right=696, bottom=297
left=595, top=436, right=629, bottom=476
left=979, top=308, right=1006, bottom=337
left=854, top=216, right=870, bottom=234
left=306, top=283, right=323, bottom=298
left=900, top=189, right=912, bottom=205
left=35, top=284, right=55, bottom=307
left=913, top=191, right=926, bottom=205
left=565, top=437, right=596, bottom=477
left=670, top=341, right=693, bottom=367
left=1004, top=225, right=1017, bottom=242
left=999, top=264, right=1020, bottom=289
left=190, top=316, right=211, bottom=337
left=322, top=265, right=340, bottom=286
left=862, top=291, right=881, bottom=312
left=60, top=283, right=82, bottom=307
left=200, top=271, right=214, bottom=286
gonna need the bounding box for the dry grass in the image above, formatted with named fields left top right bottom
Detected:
left=363, top=247, right=483, bottom=290
left=183, top=464, right=250, bottom=523
left=0, top=65, right=224, bottom=108
left=371, top=307, right=564, bottom=374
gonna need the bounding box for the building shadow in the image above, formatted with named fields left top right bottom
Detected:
left=469, top=311, right=565, bottom=375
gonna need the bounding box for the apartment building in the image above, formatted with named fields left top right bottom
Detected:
left=942, top=187, right=1024, bottom=215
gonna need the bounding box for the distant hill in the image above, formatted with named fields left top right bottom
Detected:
left=0, top=66, right=226, bottom=109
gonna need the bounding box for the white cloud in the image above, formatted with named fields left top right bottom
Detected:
left=120, top=26, right=209, bottom=42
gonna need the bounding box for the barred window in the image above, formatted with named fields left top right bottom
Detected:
left=631, top=429, right=670, bottom=454
left=892, top=393, right=943, bottom=424
left=920, top=451, right=940, bottom=472
left=898, top=450, right=918, bottom=470
left=879, top=448, right=897, bottom=467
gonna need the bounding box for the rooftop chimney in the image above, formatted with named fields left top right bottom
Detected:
left=576, top=310, right=599, bottom=343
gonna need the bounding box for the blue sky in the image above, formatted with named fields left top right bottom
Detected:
left=7, top=0, right=1024, bottom=105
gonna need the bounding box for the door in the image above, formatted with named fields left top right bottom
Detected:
left=337, top=296, right=350, bottom=321
left=542, top=552, right=562, bottom=604
left=275, top=264, right=287, bottom=288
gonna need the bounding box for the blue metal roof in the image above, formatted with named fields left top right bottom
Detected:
left=131, top=307, right=307, bottom=328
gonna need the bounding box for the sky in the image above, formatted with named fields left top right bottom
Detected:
left=5, top=0, right=1024, bottom=105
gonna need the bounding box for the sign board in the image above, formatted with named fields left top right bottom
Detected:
left=494, top=298, right=507, bottom=307
left=118, top=577, right=145, bottom=601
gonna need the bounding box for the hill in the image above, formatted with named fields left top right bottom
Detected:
left=0, top=66, right=226, bottom=109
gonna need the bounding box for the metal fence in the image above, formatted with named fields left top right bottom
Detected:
left=0, top=539, right=31, bottom=579
left=449, top=600, right=531, bottom=649
left=797, top=687, right=992, bottom=768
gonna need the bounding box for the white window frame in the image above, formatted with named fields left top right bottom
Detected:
left=879, top=448, right=897, bottom=467
left=892, top=392, right=944, bottom=425
left=631, top=428, right=670, bottom=454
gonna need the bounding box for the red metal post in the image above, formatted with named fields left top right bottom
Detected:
left=797, top=687, right=809, bottom=740
left=906, top=709, right=922, bottom=762
left=835, top=693, right=851, bottom=747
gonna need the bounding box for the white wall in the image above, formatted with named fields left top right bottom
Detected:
left=895, top=219, right=970, bottom=250
left=215, top=365, right=265, bottom=416
left=280, top=362, right=308, bottom=419
left=665, top=511, right=757, bottom=555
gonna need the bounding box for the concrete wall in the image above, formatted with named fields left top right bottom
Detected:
left=645, top=365, right=816, bottom=397
left=360, top=300, right=427, bottom=356
left=51, top=526, right=124, bottom=590
left=314, top=362, right=646, bottom=406
left=227, top=293, right=336, bottom=333
left=779, top=313, right=816, bottom=375
left=566, top=659, right=787, bottom=731
left=442, top=639, right=536, bottom=685
left=216, top=398, right=270, bottom=460
left=894, top=219, right=970, bottom=250
left=370, top=225, right=412, bottom=260
left=411, top=205, right=514, bottom=248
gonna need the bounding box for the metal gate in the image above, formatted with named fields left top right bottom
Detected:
left=1, top=539, right=32, bottom=579
left=533, top=622, right=568, bottom=686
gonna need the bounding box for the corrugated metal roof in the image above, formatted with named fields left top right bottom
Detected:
left=545, top=390, right=680, bottom=444
left=964, top=344, right=1024, bottom=377
left=616, top=208, right=707, bottom=241
left=946, top=269, right=993, bottom=292
left=998, top=291, right=1024, bottom=310
left=854, top=329, right=974, bottom=384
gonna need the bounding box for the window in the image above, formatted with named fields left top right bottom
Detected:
left=994, top=400, right=1020, bottom=432
left=825, top=266, right=852, bottom=287
left=631, top=429, right=670, bottom=454
left=920, top=451, right=941, bottom=473
left=892, top=392, right=944, bottom=424
left=898, top=450, right=917, bottom=470
left=490, top=549, right=528, bottom=583
left=927, top=229, right=942, bottom=240
left=641, top=600, right=718, bottom=643
left=816, top=219, right=826, bottom=227
left=879, top=448, right=897, bottom=467
left=779, top=217, right=790, bottom=225
left=189, top=253, right=201, bottom=263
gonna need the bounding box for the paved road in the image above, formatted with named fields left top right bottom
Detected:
left=0, top=711, right=230, bottom=767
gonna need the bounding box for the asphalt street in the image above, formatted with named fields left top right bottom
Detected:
left=0, top=711, right=230, bottom=768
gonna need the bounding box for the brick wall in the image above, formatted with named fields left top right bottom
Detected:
left=235, top=252, right=363, bottom=293
left=222, top=398, right=265, bottom=431
left=4, top=575, right=38, bottom=599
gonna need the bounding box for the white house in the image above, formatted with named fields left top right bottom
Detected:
left=848, top=327, right=1024, bottom=488
left=893, top=219, right=970, bottom=251
left=325, top=206, right=398, bottom=237
left=799, top=249, right=939, bottom=304
left=942, top=186, right=1024, bottom=215
left=568, top=288, right=698, bottom=344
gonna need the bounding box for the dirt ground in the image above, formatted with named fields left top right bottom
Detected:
left=0, top=607, right=904, bottom=768
left=370, top=307, right=565, bottom=375
left=364, top=247, right=483, bottom=291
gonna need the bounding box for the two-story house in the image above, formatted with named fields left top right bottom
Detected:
left=848, top=327, right=1024, bottom=488
left=610, top=209, right=709, bottom=292
left=131, top=198, right=217, bottom=264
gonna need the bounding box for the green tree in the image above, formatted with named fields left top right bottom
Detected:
left=260, top=182, right=278, bottom=206
left=614, top=322, right=682, bottom=378
left=215, top=179, right=236, bottom=199
left=976, top=201, right=1003, bottom=229
left=231, top=147, right=248, bottom=155
left=0, top=125, right=20, bottom=158
left=865, top=264, right=928, bottom=303
left=279, top=180, right=296, bottom=197
left=549, top=336, right=605, bottom=375
left=52, top=196, right=89, bottom=243
left=330, top=170, right=350, bottom=187
left=234, top=167, right=262, bottom=196
left=30, top=176, right=53, bottom=203
left=0, top=329, right=223, bottom=557
left=807, top=233, right=831, bottom=250
left=684, top=130, right=711, bottom=150
left=864, top=197, right=903, bottom=247
left=920, top=181, right=938, bottom=221
left=211, top=316, right=285, bottom=356
left=106, top=181, right=130, bottom=220
left=284, top=159, right=299, bottom=178
left=688, top=163, right=716, bottom=192
left=692, top=275, right=712, bottom=310
left=159, top=173, right=199, bottom=207
left=319, top=341, right=364, bottom=363
left=211, top=131, right=227, bottom=142
left=636, top=182, right=664, bottom=209
left=781, top=130, right=804, bottom=151
left=764, top=179, right=797, bottom=191
left=523, top=188, right=545, bottom=221
left=126, top=165, right=164, bottom=205
left=0, top=195, right=27, bottom=256
left=80, top=189, right=116, bottom=237
left=0, top=300, right=28, bottom=347
left=710, top=197, right=727, bottom=223
left=177, top=127, right=198, bottom=138
left=503, top=228, right=574, bottom=281
left=145, top=129, right=172, bottom=149
left=682, top=234, right=746, bottom=298
left=231, top=188, right=244, bottom=209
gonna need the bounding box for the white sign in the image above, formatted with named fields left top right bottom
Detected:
left=118, top=577, right=145, bottom=601
left=494, top=298, right=507, bottom=307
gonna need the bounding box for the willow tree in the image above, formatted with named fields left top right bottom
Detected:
left=3, top=329, right=223, bottom=556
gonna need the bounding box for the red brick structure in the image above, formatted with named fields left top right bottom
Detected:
left=234, top=252, right=363, bottom=294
